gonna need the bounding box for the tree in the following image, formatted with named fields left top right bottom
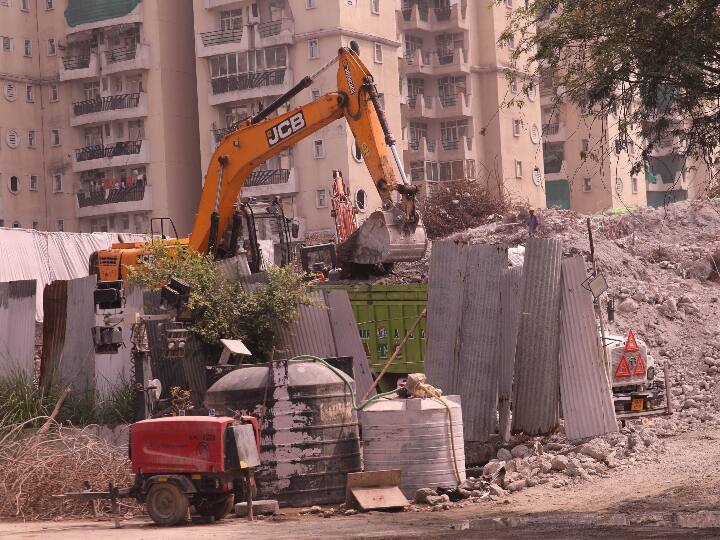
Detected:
left=503, top=0, right=720, bottom=179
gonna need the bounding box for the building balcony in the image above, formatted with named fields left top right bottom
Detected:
left=70, top=92, right=147, bottom=127
left=241, top=168, right=299, bottom=198
left=101, top=44, right=150, bottom=75
left=75, top=183, right=152, bottom=218
left=406, top=137, right=438, bottom=161
left=204, top=0, right=243, bottom=9
left=401, top=48, right=469, bottom=76
left=404, top=93, right=471, bottom=120
left=196, top=27, right=247, bottom=58
left=254, top=18, right=294, bottom=48
left=65, top=0, right=143, bottom=36
left=542, top=122, right=566, bottom=142
left=399, top=1, right=468, bottom=32
left=439, top=136, right=473, bottom=160
left=59, top=52, right=100, bottom=82
left=72, top=140, right=149, bottom=173
left=209, top=68, right=292, bottom=106
left=404, top=94, right=433, bottom=119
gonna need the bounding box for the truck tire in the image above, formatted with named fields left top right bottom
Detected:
left=196, top=494, right=234, bottom=521
left=146, top=482, right=189, bottom=526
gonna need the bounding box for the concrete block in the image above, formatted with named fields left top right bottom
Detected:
left=235, top=499, right=279, bottom=517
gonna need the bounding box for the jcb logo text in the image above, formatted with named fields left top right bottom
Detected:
left=267, top=112, right=306, bottom=146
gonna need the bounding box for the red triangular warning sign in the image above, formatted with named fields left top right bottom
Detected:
left=624, top=330, right=639, bottom=353
left=633, top=353, right=646, bottom=376
left=615, top=355, right=632, bottom=378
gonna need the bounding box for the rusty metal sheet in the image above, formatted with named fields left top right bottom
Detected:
left=559, top=256, right=618, bottom=440
left=498, top=267, right=523, bottom=442
left=457, top=245, right=506, bottom=442
left=275, top=291, right=336, bottom=359
left=0, top=280, right=36, bottom=376
left=39, top=280, right=67, bottom=390
left=60, top=276, right=97, bottom=396
left=425, top=240, right=466, bottom=392
left=324, top=289, right=375, bottom=398
left=512, top=237, right=563, bottom=436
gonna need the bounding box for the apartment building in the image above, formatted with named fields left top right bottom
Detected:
left=0, top=0, right=202, bottom=236
left=398, top=0, right=545, bottom=208
left=0, top=0, right=76, bottom=231
left=193, top=0, right=402, bottom=242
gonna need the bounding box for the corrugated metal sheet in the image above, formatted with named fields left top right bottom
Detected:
left=425, top=241, right=506, bottom=442
left=457, top=245, right=506, bottom=442
left=275, top=291, right=336, bottom=359
left=39, top=276, right=96, bottom=395
left=498, top=267, right=523, bottom=442
left=559, top=256, right=618, bottom=440
left=0, top=228, right=144, bottom=320
left=0, top=280, right=36, bottom=376
left=425, top=240, right=466, bottom=392
left=512, top=237, right=562, bottom=436
left=324, top=289, right=375, bottom=398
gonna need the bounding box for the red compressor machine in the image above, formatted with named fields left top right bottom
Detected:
left=59, top=416, right=260, bottom=527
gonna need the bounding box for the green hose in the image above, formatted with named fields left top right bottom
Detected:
left=288, top=355, right=397, bottom=411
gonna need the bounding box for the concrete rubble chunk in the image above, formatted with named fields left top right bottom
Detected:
left=414, top=488, right=437, bottom=504
left=426, top=494, right=450, bottom=506
left=579, top=439, right=613, bottom=462
left=482, top=460, right=505, bottom=477
left=551, top=455, right=569, bottom=471
left=488, top=484, right=508, bottom=497
left=235, top=500, right=279, bottom=517
left=506, top=479, right=527, bottom=492
left=510, top=444, right=531, bottom=459
left=565, top=459, right=584, bottom=477
left=497, top=448, right=513, bottom=461
left=617, top=298, right=639, bottom=312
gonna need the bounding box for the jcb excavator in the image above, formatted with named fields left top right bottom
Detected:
left=90, top=43, right=427, bottom=284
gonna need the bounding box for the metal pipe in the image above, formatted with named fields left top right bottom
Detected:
left=390, top=143, right=410, bottom=186
left=251, top=76, right=313, bottom=124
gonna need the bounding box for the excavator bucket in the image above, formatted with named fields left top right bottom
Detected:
left=336, top=210, right=427, bottom=266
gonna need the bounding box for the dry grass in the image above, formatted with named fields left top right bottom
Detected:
left=0, top=420, right=135, bottom=520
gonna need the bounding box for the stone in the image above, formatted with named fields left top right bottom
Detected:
left=565, top=459, right=584, bottom=477
left=682, top=384, right=694, bottom=395
left=511, top=458, right=532, bottom=477
left=506, top=479, right=527, bottom=492
left=414, top=488, right=437, bottom=503
left=538, top=457, right=553, bottom=474
left=659, top=297, right=678, bottom=318
left=497, top=448, right=513, bottom=461
left=579, top=439, right=613, bottom=462
left=510, top=444, right=531, bottom=459
left=526, top=477, right=539, bottom=487
left=683, top=399, right=699, bottom=410
left=309, top=505, right=322, bottom=514
left=488, top=484, right=507, bottom=497
left=618, top=298, right=640, bottom=313
left=344, top=509, right=357, bottom=516
left=457, top=488, right=473, bottom=499
left=235, top=500, right=279, bottom=518
left=543, top=442, right=565, bottom=452
left=551, top=455, right=569, bottom=471
left=482, top=460, right=505, bottom=478
left=426, top=494, right=450, bottom=506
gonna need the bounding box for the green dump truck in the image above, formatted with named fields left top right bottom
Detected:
left=320, top=284, right=427, bottom=391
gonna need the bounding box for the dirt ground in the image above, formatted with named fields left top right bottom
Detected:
left=1, top=426, right=718, bottom=540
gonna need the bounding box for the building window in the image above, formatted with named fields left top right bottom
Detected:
left=32, top=220, right=39, bottom=230
left=306, top=0, right=316, bottom=7
left=56, top=219, right=64, bottom=232
left=4, top=81, right=16, bottom=100
left=9, top=175, right=19, bottom=193
left=52, top=173, right=62, bottom=192
left=25, top=84, right=33, bottom=102
left=308, top=39, right=319, bottom=59
left=505, top=0, right=512, bottom=7
left=313, top=139, right=325, bottom=158
left=374, top=43, right=383, bottom=63
left=512, top=118, right=522, bottom=137
left=121, top=214, right=130, bottom=230
left=24, top=39, right=32, bottom=57
left=0, top=220, right=3, bottom=227
left=371, top=0, right=380, bottom=14
left=0, top=0, right=9, bottom=7
left=47, top=38, right=56, bottom=55
left=583, top=177, right=592, bottom=192
left=356, top=189, right=367, bottom=211
left=219, top=8, right=243, bottom=30
left=115, top=122, right=125, bottom=138
left=21, top=0, right=29, bottom=10
left=45, top=0, right=53, bottom=9
left=316, top=189, right=328, bottom=208
left=6, top=129, right=19, bottom=148
left=514, top=160, right=523, bottom=178
left=50, top=128, right=60, bottom=146
left=2, top=36, right=13, bottom=52
left=27, top=129, right=36, bottom=147
left=111, top=76, right=122, bottom=93
left=12, top=221, right=20, bottom=229
left=631, top=176, right=638, bottom=194
left=49, top=83, right=58, bottom=101
left=352, top=141, right=363, bottom=162
left=581, top=139, right=589, bottom=154
left=30, top=175, right=38, bottom=190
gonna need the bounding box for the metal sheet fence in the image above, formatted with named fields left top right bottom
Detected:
left=425, top=240, right=507, bottom=442
left=0, top=280, right=36, bottom=377
left=559, top=257, right=618, bottom=440
left=512, top=238, right=563, bottom=436
left=498, top=267, right=523, bottom=442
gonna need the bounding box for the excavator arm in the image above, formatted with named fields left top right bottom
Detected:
left=191, top=45, right=426, bottom=264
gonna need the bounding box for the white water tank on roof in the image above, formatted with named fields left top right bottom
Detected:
left=360, top=396, right=466, bottom=498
